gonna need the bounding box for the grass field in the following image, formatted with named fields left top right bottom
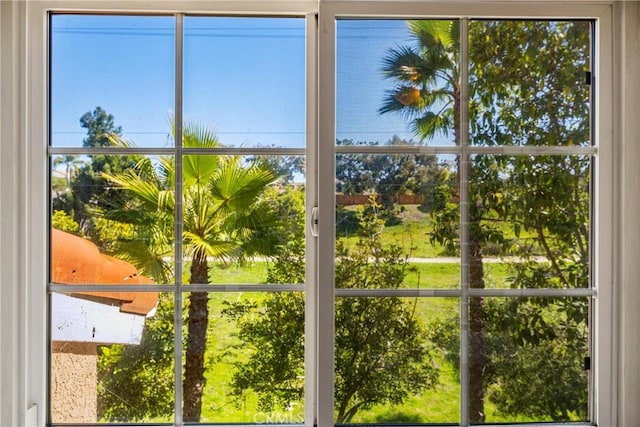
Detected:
left=189, top=258, right=525, bottom=424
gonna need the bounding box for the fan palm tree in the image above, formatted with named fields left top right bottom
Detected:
left=53, top=155, right=85, bottom=191
left=102, top=124, right=279, bottom=422
left=380, top=20, right=460, bottom=143
left=380, top=20, right=488, bottom=423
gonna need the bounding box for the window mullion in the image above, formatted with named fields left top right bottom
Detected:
left=317, top=4, right=336, bottom=426
left=173, top=12, right=185, bottom=427
left=459, top=17, right=471, bottom=427
left=304, top=11, right=319, bottom=427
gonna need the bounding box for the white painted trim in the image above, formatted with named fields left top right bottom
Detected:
left=1, top=2, right=27, bottom=426
left=317, top=5, right=336, bottom=426
left=26, top=2, right=49, bottom=426
left=614, top=2, right=640, bottom=426
left=592, top=5, right=615, bottom=426
left=304, top=11, right=319, bottom=427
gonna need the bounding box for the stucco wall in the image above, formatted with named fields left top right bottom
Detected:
left=50, top=341, right=98, bottom=424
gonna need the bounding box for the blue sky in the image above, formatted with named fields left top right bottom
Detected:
left=50, top=15, right=423, bottom=149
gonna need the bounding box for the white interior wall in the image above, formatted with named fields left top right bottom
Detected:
left=617, top=2, right=640, bottom=425
left=1, top=1, right=26, bottom=427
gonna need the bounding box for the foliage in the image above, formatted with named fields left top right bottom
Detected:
left=483, top=297, right=588, bottom=421
left=380, top=19, right=490, bottom=423
left=92, top=217, right=135, bottom=253
left=430, top=295, right=588, bottom=422
left=64, top=106, right=137, bottom=242
left=380, top=20, right=460, bottom=141
left=224, top=198, right=438, bottom=423
left=80, top=106, right=123, bottom=148
left=381, top=18, right=592, bottom=422
left=51, top=210, right=82, bottom=235
left=261, top=185, right=306, bottom=283
left=335, top=136, right=450, bottom=221
left=97, top=294, right=175, bottom=422
left=250, top=153, right=305, bottom=184
left=469, top=21, right=591, bottom=421
left=98, top=122, right=279, bottom=422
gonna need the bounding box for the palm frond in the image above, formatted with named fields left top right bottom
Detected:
left=380, top=19, right=460, bottom=144
left=411, top=110, right=454, bottom=141
left=210, top=159, right=278, bottom=212
left=110, top=238, right=173, bottom=284
left=184, top=231, right=237, bottom=260
left=381, top=46, right=430, bottom=81
left=106, top=133, right=136, bottom=148
left=408, top=20, right=458, bottom=51
left=158, top=156, right=175, bottom=187
left=224, top=205, right=278, bottom=236
left=183, top=122, right=221, bottom=149
left=184, top=155, right=220, bottom=187
left=102, top=171, right=164, bottom=212
left=379, top=86, right=452, bottom=117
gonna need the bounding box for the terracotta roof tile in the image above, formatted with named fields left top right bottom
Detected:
left=51, top=229, right=158, bottom=315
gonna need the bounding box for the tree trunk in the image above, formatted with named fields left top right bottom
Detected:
left=469, top=234, right=487, bottom=423
left=455, top=76, right=487, bottom=424
left=183, top=252, right=210, bottom=422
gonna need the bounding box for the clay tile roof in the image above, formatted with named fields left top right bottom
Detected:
left=51, top=229, right=159, bottom=316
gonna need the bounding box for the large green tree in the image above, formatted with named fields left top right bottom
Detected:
left=224, top=199, right=438, bottom=423
left=102, top=124, right=279, bottom=422
left=80, top=106, right=123, bottom=148
left=470, top=21, right=591, bottom=421
left=380, top=20, right=491, bottom=422
left=68, top=107, right=136, bottom=241
left=382, top=19, right=591, bottom=421
left=336, top=136, right=447, bottom=214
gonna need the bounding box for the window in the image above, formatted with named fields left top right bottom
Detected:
left=317, top=3, right=613, bottom=426
left=330, top=16, right=596, bottom=425
left=15, top=1, right=614, bottom=426
left=48, top=12, right=309, bottom=425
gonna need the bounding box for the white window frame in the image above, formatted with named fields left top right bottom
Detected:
left=26, top=2, right=319, bottom=427
left=0, top=1, right=616, bottom=426
left=318, top=2, right=614, bottom=427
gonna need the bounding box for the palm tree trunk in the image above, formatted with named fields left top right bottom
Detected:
left=455, top=86, right=486, bottom=423
left=469, top=234, right=487, bottom=423
left=183, top=252, right=210, bottom=422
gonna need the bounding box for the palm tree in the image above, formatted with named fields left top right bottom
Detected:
left=380, top=20, right=460, bottom=144
left=53, top=155, right=85, bottom=191
left=102, top=124, right=279, bottom=422
left=380, top=20, right=488, bottom=423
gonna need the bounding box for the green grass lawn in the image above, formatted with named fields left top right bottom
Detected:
left=190, top=256, right=524, bottom=424
left=339, top=205, right=446, bottom=258
left=339, top=204, right=542, bottom=259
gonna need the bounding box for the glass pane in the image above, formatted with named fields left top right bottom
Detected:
left=337, top=19, right=459, bottom=146
left=50, top=292, right=173, bottom=424
left=183, top=17, right=305, bottom=148
left=181, top=155, right=305, bottom=286
left=335, top=153, right=460, bottom=289
left=51, top=15, right=174, bottom=148
left=469, top=155, right=591, bottom=289
left=469, top=297, right=589, bottom=423
left=469, top=20, right=592, bottom=147
left=183, top=291, right=304, bottom=424
left=50, top=155, right=176, bottom=285
left=334, top=297, right=460, bottom=424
